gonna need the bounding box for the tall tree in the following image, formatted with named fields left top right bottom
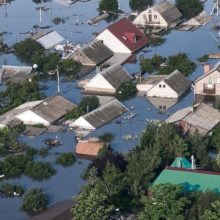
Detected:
left=129, top=0, right=153, bottom=11
left=202, top=201, right=220, bottom=220
left=99, top=0, right=118, bottom=13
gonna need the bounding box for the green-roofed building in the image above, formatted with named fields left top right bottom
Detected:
left=153, top=157, right=220, bottom=193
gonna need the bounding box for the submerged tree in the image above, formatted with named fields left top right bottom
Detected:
left=99, top=0, right=119, bottom=13
left=129, top=0, right=153, bottom=11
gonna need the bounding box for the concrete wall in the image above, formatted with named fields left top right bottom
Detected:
left=136, top=83, right=154, bottom=93
left=96, top=29, right=131, bottom=54
left=133, top=9, right=168, bottom=28
left=147, top=81, right=178, bottom=98
left=195, top=70, right=220, bottom=95
left=16, top=110, right=49, bottom=126
left=70, top=117, right=95, bottom=130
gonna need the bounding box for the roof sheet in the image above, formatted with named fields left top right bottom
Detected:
left=140, top=75, right=165, bottom=85
left=101, top=64, right=133, bottom=89
left=184, top=103, right=220, bottom=132
left=154, top=167, right=220, bottom=192
left=152, top=1, right=182, bottom=24
left=32, top=95, right=76, bottom=123
left=81, top=40, right=113, bottom=65
left=164, top=70, right=191, bottom=96
left=171, top=157, right=192, bottom=169
left=106, top=18, right=148, bottom=53
left=36, top=31, right=64, bottom=49
left=83, top=99, right=128, bottom=129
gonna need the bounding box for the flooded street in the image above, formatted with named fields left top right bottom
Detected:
left=0, top=0, right=220, bottom=219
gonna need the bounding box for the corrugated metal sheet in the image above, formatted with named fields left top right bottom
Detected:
left=36, top=31, right=64, bottom=49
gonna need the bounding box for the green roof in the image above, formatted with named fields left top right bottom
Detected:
left=154, top=167, right=220, bottom=193
left=171, top=157, right=192, bottom=169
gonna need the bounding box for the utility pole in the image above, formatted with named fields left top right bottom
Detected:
left=57, top=65, right=60, bottom=94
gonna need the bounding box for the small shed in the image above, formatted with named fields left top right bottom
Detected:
left=71, top=40, right=113, bottom=66
left=70, top=99, right=128, bottom=130
left=83, top=64, right=133, bottom=95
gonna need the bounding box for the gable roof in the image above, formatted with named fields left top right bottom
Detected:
left=154, top=166, right=220, bottom=193
left=151, top=0, right=182, bottom=24
left=81, top=40, right=113, bottom=65
left=195, top=61, right=220, bottom=83
left=32, top=95, right=76, bottom=123
left=163, top=69, right=191, bottom=96
left=183, top=103, right=220, bottom=133
left=101, top=64, right=133, bottom=89
left=171, top=157, right=192, bottom=169
left=106, top=18, right=148, bottom=53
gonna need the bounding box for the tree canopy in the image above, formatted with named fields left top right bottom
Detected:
left=99, top=0, right=119, bottom=13
left=129, top=0, right=153, bottom=11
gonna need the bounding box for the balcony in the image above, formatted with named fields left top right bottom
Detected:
left=203, top=83, right=216, bottom=95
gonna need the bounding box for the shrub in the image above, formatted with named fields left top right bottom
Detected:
left=56, top=153, right=76, bottom=167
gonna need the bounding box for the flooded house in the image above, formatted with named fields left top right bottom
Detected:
left=32, top=30, right=64, bottom=50
left=83, top=64, right=133, bottom=95
left=70, top=99, right=128, bottom=131
left=133, top=0, right=182, bottom=29
left=16, top=95, right=76, bottom=126
left=76, top=138, right=105, bottom=159
left=143, top=70, right=191, bottom=99
left=0, top=65, right=33, bottom=83
left=71, top=40, right=113, bottom=69
left=96, top=18, right=148, bottom=54
left=166, top=103, right=220, bottom=136
left=154, top=156, right=220, bottom=193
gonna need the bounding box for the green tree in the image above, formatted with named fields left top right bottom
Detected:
left=116, top=82, right=137, bottom=101
left=130, top=0, right=153, bottom=11
left=99, top=132, right=114, bottom=143
left=202, top=201, right=220, bottom=220
left=138, top=184, right=189, bottom=220
left=72, top=187, right=114, bottom=220
left=59, top=59, right=81, bottom=75
left=21, top=188, right=48, bottom=215
left=176, top=0, right=203, bottom=19
left=99, top=0, right=119, bottom=13
left=56, top=152, right=76, bottom=167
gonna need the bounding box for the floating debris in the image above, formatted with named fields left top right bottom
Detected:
left=44, top=137, right=62, bottom=146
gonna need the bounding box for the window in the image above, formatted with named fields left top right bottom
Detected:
left=154, top=15, right=157, bottom=19
left=163, top=84, right=166, bottom=88
left=159, top=84, right=162, bottom=88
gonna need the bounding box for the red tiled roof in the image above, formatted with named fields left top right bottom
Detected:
left=107, top=18, right=148, bottom=53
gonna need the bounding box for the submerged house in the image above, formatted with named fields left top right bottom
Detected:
left=145, top=70, right=191, bottom=99
left=195, top=62, right=220, bottom=96
left=166, top=103, right=220, bottom=136
left=70, top=99, right=128, bottom=130
left=71, top=40, right=113, bottom=68
left=96, top=18, right=148, bottom=54
left=133, top=0, right=182, bottom=28
left=16, top=95, right=76, bottom=126
left=32, top=30, right=64, bottom=50
left=0, top=65, right=33, bottom=83
left=154, top=156, right=220, bottom=193
left=83, top=64, right=133, bottom=95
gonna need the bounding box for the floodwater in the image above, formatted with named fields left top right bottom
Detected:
left=0, top=0, right=219, bottom=219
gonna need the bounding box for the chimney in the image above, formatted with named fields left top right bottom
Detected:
left=191, top=155, right=196, bottom=169
left=204, top=63, right=211, bottom=74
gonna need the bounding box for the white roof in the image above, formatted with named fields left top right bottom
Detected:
left=36, top=31, right=64, bottom=49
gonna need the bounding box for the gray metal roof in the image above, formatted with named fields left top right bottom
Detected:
left=32, top=95, right=76, bottom=123
left=184, top=103, right=220, bottom=133
left=152, top=1, right=182, bottom=24
left=101, top=64, right=133, bottom=89
left=140, top=75, right=165, bottom=85
left=164, top=69, right=191, bottom=96
left=83, top=99, right=128, bottom=129
left=81, top=40, right=113, bottom=65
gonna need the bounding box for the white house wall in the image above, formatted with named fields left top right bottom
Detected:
left=147, top=81, right=178, bottom=98
left=136, top=84, right=154, bottom=93
left=97, top=30, right=131, bottom=54
left=16, top=110, right=49, bottom=126
left=133, top=9, right=168, bottom=28
left=70, top=117, right=95, bottom=130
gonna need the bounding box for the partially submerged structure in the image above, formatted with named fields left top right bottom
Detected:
left=0, top=65, right=33, bottom=83
left=133, top=0, right=182, bottom=28
left=32, top=30, right=64, bottom=49
left=166, top=103, right=220, bottom=136
left=83, top=64, right=133, bottom=95
left=70, top=99, right=128, bottom=130
left=96, top=18, right=148, bottom=54
left=154, top=156, right=220, bottom=193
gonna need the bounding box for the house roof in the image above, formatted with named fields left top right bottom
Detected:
left=32, top=95, right=76, bottom=123
left=171, top=157, right=192, bottom=169
left=195, top=61, right=220, bottom=83
left=151, top=0, right=182, bottom=24
left=81, top=40, right=113, bottom=65
left=140, top=75, right=165, bottom=85
left=101, top=64, right=133, bottom=89
left=154, top=166, right=220, bottom=193
left=76, top=139, right=104, bottom=156
left=106, top=18, right=148, bottom=53
left=163, top=69, right=191, bottom=96
left=33, top=30, right=64, bottom=49
left=72, top=99, right=128, bottom=130
left=183, top=103, right=220, bottom=133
